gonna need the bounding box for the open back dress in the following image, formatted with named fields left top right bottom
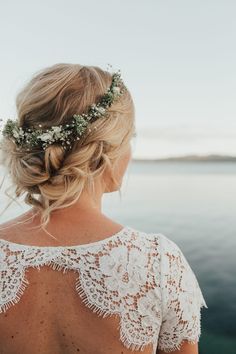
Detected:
left=0, top=226, right=208, bottom=353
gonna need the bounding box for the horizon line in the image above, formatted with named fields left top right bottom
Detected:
left=132, top=154, right=236, bottom=162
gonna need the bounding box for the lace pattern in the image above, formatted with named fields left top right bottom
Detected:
left=158, top=234, right=208, bottom=352
left=0, top=227, right=208, bottom=353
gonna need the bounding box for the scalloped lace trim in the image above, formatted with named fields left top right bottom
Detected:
left=0, top=229, right=208, bottom=353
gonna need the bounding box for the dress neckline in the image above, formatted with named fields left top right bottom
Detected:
left=0, top=225, right=132, bottom=250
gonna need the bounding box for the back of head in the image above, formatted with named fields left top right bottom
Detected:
left=0, top=63, right=135, bottom=228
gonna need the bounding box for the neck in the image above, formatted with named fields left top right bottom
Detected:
left=26, top=180, right=105, bottom=230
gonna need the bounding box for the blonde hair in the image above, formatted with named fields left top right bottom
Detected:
left=0, top=63, right=135, bottom=230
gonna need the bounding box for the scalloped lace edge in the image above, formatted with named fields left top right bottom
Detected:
left=157, top=337, right=200, bottom=353
left=0, top=261, right=155, bottom=352
left=76, top=276, right=155, bottom=352
left=0, top=269, right=29, bottom=313
left=157, top=299, right=207, bottom=353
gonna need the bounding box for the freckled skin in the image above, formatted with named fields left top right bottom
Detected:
left=0, top=261, right=155, bottom=354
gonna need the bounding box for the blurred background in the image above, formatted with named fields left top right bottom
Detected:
left=0, top=1, right=236, bottom=353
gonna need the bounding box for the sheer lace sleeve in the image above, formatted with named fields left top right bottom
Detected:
left=157, top=234, right=208, bottom=352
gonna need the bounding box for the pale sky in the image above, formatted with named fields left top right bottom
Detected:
left=0, top=0, right=235, bottom=158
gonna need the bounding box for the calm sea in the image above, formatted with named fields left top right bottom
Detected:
left=0, top=160, right=236, bottom=354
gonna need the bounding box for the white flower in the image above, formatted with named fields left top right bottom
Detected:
left=96, top=107, right=106, bottom=115
left=12, top=129, right=20, bottom=139
left=51, top=126, right=63, bottom=139
left=112, top=86, right=120, bottom=95
left=18, top=127, right=24, bottom=137
left=52, top=126, right=62, bottom=133
left=37, top=132, right=53, bottom=142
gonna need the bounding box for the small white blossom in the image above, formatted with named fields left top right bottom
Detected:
left=52, top=126, right=62, bottom=133
left=51, top=126, right=63, bottom=139
left=18, top=127, right=24, bottom=137
left=37, top=132, right=53, bottom=142
left=96, top=107, right=106, bottom=115
left=112, top=86, right=120, bottom=95
left=12, top=129, right=19, bottom=138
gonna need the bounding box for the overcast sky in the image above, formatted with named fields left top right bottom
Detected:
left=0, top=0, right=235, bottom=158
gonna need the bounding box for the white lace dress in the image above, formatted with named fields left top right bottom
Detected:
left=0, top=226, right=208, bottom=353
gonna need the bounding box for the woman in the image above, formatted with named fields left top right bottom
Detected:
left=0, top=63, right=207, bottom=354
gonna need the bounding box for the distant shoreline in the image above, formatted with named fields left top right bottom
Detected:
left=132, top=154, right=236, bottom=162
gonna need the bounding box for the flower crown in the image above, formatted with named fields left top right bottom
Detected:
left=0, top=69, right=127, bottom=152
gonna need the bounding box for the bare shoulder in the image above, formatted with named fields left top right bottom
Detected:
left=0, top=217, right=17, bottom=241
left=0, top=210, right=35, bottom=242
left=0, top=210, right=126, bottom=246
